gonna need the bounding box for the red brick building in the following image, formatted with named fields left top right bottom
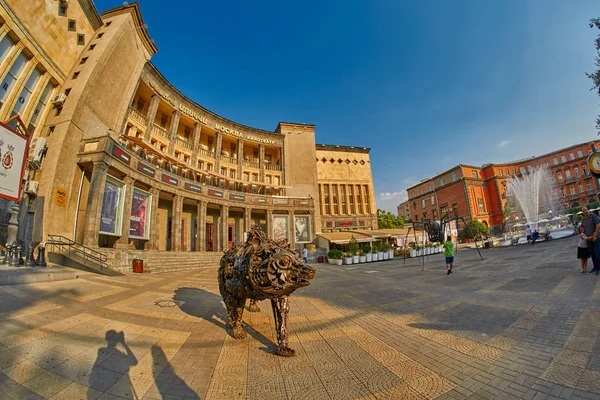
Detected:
left=405, top=142, right=600, bottom=235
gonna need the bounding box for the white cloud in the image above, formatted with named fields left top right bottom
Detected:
left=496, top=140, right=510, bottom=148
left=375, top=191, right=408, bottom=214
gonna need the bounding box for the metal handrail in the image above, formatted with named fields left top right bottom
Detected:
left=47, top=235, right=108, bottom=270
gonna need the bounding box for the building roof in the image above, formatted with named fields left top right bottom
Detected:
left=316, top=144, right=371, bottom=153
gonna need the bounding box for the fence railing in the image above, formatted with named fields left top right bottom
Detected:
left=47, top=235, right=108, bottom=270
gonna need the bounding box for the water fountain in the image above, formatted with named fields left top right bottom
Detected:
left=508, top=165, right=560, bottom=233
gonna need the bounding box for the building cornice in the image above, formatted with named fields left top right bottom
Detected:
left=101, top=2, right=157, bottom=55
left=316, top=144, right=370, bottom=154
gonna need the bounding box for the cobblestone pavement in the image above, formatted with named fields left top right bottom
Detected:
left=1, top=237, right=600, bottom=399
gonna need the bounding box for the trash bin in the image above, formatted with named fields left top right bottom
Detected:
left=132, top=259, right=143, bottom=273
left=317, top=256, right=324, bottom=263
left=484, top=241, right=490, bottom=249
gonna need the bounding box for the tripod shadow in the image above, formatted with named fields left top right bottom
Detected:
left=173, top=287, right=276, bottom=353
left=88, top=330, right=137, bottom=399
left=151, top=345, right=199, bottom=399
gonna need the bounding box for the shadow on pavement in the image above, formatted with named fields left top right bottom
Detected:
left=151, top=344, right=199, bottom=399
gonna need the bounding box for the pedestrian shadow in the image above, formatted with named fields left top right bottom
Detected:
left=87, top=330, right=138, bottom=399
left=151, top=345, right=199, bottom=399
left=173, top=287, right=276, bottom=353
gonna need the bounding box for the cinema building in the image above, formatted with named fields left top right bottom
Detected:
left=0, top=1, right=377, bottom=271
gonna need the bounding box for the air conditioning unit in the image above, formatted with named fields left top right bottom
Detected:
left=52, top=93, right=67, bottom=107
left=28, top=137, right=46, bottom=163
left=24, top=180, right=39, bottom=196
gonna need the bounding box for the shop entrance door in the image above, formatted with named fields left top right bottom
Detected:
left=228, top=225, right=234, bottom=249
left=206, top=223, right=214, bottom=251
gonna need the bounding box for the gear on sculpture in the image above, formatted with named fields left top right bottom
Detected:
left=218, top=225, right=316, bottom=356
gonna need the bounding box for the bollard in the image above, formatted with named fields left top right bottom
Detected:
left=9, top=242, right=19, bottom=266
left=16, top=246, right=23, bottom=265
left=4, top=244, right=11, bottom=265
left=25, top=244, right=36, bottom=267
left=37, top=246, right=47, bottom=268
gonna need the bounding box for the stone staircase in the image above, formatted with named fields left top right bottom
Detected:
left=99, top=249, right=225, bottom=274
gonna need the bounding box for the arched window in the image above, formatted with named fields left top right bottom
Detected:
left=574, top=166, right=580, bottom=178
left=565, top=167, right=572, bottom=179
left=556, top=170, right=563, bottom=182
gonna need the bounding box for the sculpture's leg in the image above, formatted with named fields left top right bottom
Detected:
left=271, top=296, right=295, bottom=357
left=248, top=299, right=261, bottom=312
left=229, top=297, right=248, bottom=339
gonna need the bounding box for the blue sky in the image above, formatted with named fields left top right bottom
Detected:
left=95, top=0, right=600, bottom=213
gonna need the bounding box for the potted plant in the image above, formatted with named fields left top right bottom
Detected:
left=349, top=237, right=360, bottom=264
left=344, top=252, right=353, bottom=265
left=388, top=243, right=394, bottom=259
left=409, top=242, right=417, bottom=258
left=371, top=246, right=379, bottom=261
left=359, top=250, right=366, bottom=263
left=334, top=250, right=343, bottom=265
left=327, top=249, right=337, bottom=264
left=363, top=245, right=372, bottom=262
left=378, top=244, right=385, bottom=260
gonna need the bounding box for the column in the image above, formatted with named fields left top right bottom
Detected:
left=354, top=184, right=361, bottom=215
left=344, top=184, right=351, bottom=216
left=171, top=194, right=183, bottom=251
left=220, top=204, right=229, bottom=251
left=280, top=146, right=285, bottom=185
left=167, top=110, right=181, bottom=155
left=191, top=122, right=202, bottom=167
left=319, top=184, right=325, bottom=216
left=289, top=210, right=296, bottom=249
left=196, top=200, right=206, bottom=251
left=267, top=209, right=273, bottom=238
left=237, top=139, right=244, bottom=179
left=83, top=161, right=109, bottom=247
left=146, top=187, right=161, bottom=250
left=115, top=176, right=135, bottom=248
left=259, top=144, right=265, bottom=182
left=144, top=95, right=160, bottom=142
left=214, top=132, right=222, bottom=172
left=244, top=207, right=252, bottom=235
left=309, top=210, right=316, bottom=240
left=357, top=184, right=363, bottom=214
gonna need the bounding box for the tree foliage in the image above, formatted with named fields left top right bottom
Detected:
left=459, top=220, right=490, bottom=240
left=588, top=18, right=600, bottom=134
left=377, top=209, right=404, bottom=229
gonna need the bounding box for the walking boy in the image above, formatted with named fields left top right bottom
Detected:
left=443, top=235, right=454, bottom=275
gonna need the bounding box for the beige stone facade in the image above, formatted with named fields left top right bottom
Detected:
left=316, top=145, right=377, bottom=232
left=0, top=1, right=377, bottom=268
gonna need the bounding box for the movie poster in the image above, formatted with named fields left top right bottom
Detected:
left=294, top=215, right=310, bottom=243
left=272, top=215, right=289, bottom=242
left=99, top=177, right=123, bottom=236
left=129, top=188, right=151, bottom=239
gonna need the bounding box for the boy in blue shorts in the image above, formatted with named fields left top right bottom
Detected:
left=443, top=235, right=454, bottom=275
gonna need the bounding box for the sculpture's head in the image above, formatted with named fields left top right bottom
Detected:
left=245, top=225, right=316, bottom=296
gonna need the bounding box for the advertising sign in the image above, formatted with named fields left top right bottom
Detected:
left=129, top=187, right=151, bottom=239
left=272, top=215, right=289, bottom=242
left=99, top=176, right=124, bottom=236
left=0, top=122, right=29, bottom=201
left=294, top=215, right=311, bottom=243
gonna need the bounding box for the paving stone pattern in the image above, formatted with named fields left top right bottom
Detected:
left=1, top=237, right=600, bottom=398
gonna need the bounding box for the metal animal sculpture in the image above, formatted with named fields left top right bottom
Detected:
left=218, top=225, right=316, bottom=356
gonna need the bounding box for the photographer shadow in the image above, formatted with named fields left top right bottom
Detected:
left=173, top=287, right=276, bottom=353
left=87, top=330, right=137, bottom=399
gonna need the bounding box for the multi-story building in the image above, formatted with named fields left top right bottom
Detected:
left=316, top=144, right=377, bottom=232
left=397, top=200, right=410, bottom=221
left=0, top=1, right=377, bottom=270
left=405, top=143, right=599, bottom=235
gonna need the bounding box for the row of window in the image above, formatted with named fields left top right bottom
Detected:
left=319, top=184, right=371, bottom=216
left=560, top=181, right=595, bottom=197
left=411, top=172, right=459, bottom=198
left=0, top=32, right=57, bottom=134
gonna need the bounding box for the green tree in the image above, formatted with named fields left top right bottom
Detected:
left=377, top=209, right=404, bottom=229
left=588, top=18, right=600, bottom=134
left=459, top=220, right=490, bottom=240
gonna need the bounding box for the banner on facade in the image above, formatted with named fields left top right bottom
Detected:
left=129, top=187, right=151, bottom=240
left=272, top=215, right=289, bottom=242
left=99, top=176, right=124, bottom=236
left=294, top=215, right=310, bottom=243
left=0, top=122, right=29, bottom=201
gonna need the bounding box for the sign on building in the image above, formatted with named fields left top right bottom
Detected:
left=0, top=122, right=29, bottom=201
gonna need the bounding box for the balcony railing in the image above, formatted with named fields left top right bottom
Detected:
left=152, top=124, right=170, bottom=139
left=129, top=106, right=147, bottom=126
left=565, top=177, right=577, bottom=184
left=265, top=163, right=282, bottom=171
left=243, top=161, right=260, bottom=169
left=175, top=137, right=193, bottom=150
left=570, top=194, right=580, bottom=200
left=589, top=190, right=597, bottom=195
left=199, top=148, right=215, bottom=158
left=220, top=155, right=237, bottom=164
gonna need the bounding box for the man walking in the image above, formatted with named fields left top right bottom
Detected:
left=525, top=225, right=532, bottom=244
left=581, top=207, right=600, bottom=273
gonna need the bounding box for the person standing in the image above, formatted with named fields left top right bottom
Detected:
left=581, top=207, right=600, bottom=273
left=525, top=225, right=532, bottom=244
left=302, top=246, right=308, bottom=263
left=577, top=225, right=592, bottom=273
left=443, top=235, right=454, bottom=275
